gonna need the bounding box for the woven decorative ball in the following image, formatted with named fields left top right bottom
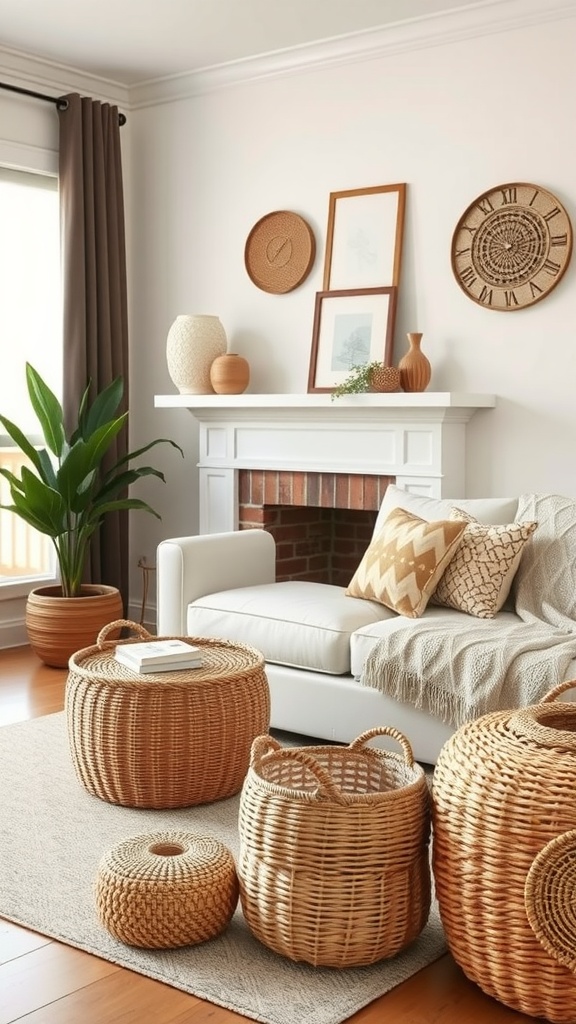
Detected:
left=370, top=365, right=401, bottom=393
left=238, top=726, right=431, bottom=967
left=95, top=831, right=239, bottom=948
left=432, top=678, right=576, bottom=1023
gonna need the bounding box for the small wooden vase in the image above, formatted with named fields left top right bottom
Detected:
left=210, top=352, right=250, bottom=394
left=398, top=333, right=431, bottom=393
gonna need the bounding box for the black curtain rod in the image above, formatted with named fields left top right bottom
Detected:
left=0, top=81, right=126, bottom=124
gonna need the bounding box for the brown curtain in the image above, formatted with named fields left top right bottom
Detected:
left=58, top=93, right=129, bottom=609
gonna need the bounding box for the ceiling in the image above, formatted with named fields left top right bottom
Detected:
left=0, top=0, right=486, bottom=86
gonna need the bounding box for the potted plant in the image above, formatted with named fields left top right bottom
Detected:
left=0, top=363, right=183, bottom=666
left=330, top=361, right=401, bottom=400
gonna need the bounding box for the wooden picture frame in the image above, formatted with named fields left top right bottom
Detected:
left=323, top=183, right=406, bottom=291
left=307, top=287, right=397, bottom=394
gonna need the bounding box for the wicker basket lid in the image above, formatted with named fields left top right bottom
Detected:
left=244, top=210, right=315, bottom=293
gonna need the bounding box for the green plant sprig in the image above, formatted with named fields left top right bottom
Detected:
left=330, top=361, right=385, bottom=401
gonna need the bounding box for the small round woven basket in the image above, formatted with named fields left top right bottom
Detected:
left=238, top=726, right=431, bottom=967
left=95, top=831, right=239, bottom=948
left=432, top=678, right=576, bottom=1023
left=65, top=620, right=270, bottom=809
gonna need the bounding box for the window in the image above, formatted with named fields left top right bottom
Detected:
left=0, top=166, right=62, bottom=586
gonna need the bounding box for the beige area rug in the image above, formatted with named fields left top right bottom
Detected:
left=0, top=713, right=446, bottom=1024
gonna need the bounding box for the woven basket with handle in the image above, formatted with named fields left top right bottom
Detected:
left=432, top=678, right=576, bottom=1023
left=65, top=619, right=270, bottom=809
left=238, top=725, right=431, bottom=967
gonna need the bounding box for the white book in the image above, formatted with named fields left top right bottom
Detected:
left=114, top=648, right=203, bottom=672
left=117, top=656, right=204, bottom=675
left=114, top=639, right=202, bottom=667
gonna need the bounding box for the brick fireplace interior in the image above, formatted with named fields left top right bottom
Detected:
left=238, top=470, right=394, bottom=586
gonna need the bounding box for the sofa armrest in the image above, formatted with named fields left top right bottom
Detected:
left=156, top=530, right=277, bottom=635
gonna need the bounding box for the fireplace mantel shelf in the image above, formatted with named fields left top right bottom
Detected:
left=155, top=391, right=495, bottom=411
left=154, top=392, right=496, bottom=532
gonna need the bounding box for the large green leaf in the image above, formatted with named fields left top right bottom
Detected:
left=73, top=377, right=124, bottom=442
left=25, top=363, right=65, bottom=457
left=96, top=466, right=165, bottom=503
left=55, top=438, right=99, bottom=507
left=0, top=416, right=45, bottom=476
left=111, top=436, right=183, bottom=473
left=3, top=471, right=65, bottom=536
left=82, top=415, right=128, bottom=472
left=85, top=497, right=162, bottom=521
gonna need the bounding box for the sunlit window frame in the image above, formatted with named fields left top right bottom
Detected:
left=0, top=140, right=60, bottom=602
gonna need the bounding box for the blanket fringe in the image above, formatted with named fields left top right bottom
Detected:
left=361, top=663, right=467, bottom=728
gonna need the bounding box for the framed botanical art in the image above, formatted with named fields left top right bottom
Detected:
left=323, top=183, right=406, bottom=291
left=307, top=287, right=397, bottom=393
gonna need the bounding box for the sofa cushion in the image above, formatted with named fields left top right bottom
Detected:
left=373, top=484, right=519, bottom=538
left=186, top=581, right=395, bottom=675
left=345, top=507, right=467, bottom=618
left=432, top=508, right=538, bottom=619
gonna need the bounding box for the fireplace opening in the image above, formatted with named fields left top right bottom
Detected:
left=238, top=470, right=393, bottom=585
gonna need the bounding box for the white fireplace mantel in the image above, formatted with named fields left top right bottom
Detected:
left=154, top=392, right=496, bottom=533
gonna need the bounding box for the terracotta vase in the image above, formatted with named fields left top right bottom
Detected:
left=210, top=352, right=250, bottom=394
left=166, top=314, right=227, bottom=395
left=398, top=333, right=431, bottom=393
left=25, top=584, right=123, bottom=668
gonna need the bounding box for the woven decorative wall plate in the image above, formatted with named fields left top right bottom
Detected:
left=245, top=210, right=315, bottom=293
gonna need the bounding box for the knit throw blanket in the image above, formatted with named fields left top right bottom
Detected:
left=361, top=493, right=576, bottom=728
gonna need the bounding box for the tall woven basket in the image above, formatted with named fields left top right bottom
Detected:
left=432, top=679, right=576, bottom=1023
left=238, top=726, right=431, bottom=967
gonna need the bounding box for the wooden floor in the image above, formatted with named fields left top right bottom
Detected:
left=0, top=646, right=537, bottom=1024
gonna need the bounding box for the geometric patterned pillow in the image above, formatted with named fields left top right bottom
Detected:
left=345, top=506, right=468, bottom=618
left=432, top=508, right=538, bottom=619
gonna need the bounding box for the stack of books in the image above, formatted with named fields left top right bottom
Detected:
left=114, top=638, right=204, bottom=674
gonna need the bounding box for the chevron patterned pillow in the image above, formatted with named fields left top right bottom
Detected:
left=345, top=506, right=468, bottom=618
left=432, top=508, right=538, bottom=618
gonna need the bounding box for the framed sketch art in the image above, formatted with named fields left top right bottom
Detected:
left=323, top=183, right=406, bottom=291
left=307, top=287, right=397, bottom=393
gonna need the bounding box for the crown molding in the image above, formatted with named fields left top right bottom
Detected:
left=129, top=0, right=576, bottom=110
left=0, top=0, right=574, bottom=116
left=0, top=44, right=130, bottom=108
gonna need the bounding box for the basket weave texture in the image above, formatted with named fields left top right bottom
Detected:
left=65, top=620, right=270, bottom=809
left=238, top=726, right=431, bottom=967
left=432, top=678, right=576, bottom=1023
left=95, top=831, right=239, bottom=948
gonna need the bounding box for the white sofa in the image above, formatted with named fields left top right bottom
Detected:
left=156, top=486, right=576, bottom=765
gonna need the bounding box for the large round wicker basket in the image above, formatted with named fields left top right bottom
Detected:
left=65, top=620, right=270, bottom=809
left=432, top=679, right=576, bottom=1022
left=238, top=726, right=431, bottom=967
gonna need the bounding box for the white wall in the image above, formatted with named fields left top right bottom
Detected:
left=1, top=3, right=576, bottom=633
left=128, top=7, right=576, bottom=600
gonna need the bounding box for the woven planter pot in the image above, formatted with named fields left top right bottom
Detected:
left=238, top=726, right=431, bottom=967
left=432, top=679, right=576, bottom=1022
left=26, top=584, right=123, bottom=668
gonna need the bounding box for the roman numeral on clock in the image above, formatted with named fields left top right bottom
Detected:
left=460, top=266, right=477, bottom=288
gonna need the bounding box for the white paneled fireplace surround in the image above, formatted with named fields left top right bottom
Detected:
left=155, top=392, right=495, bottom=584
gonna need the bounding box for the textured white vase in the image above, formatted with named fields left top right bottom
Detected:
left=166, top=314, right=227, bottom=394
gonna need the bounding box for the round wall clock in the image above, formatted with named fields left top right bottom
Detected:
left=451, top=182, right=573, bottom=311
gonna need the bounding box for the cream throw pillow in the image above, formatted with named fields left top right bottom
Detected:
left=433, top=508, right=538, bottom=619
left=346, top=506, right=467, bottom=618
